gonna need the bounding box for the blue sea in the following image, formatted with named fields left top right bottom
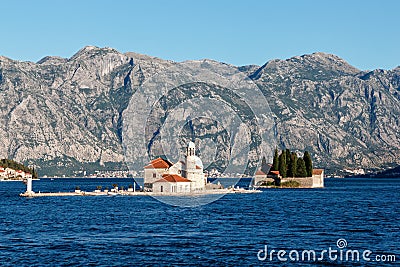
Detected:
left=0, top=178, right=398, bottom=266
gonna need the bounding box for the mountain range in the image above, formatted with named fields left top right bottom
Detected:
left=0, top=46, right=399, bottom=176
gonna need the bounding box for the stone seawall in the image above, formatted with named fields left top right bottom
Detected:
left=281, top=176, right=324, bottom=188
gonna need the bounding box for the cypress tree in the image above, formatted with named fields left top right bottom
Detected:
left=279, top=150, right=287, bottom=178
left=296, top=158, right=307, bottom=177
left=272, top=148, right=279, bottom=171
left=303, top=151, right=313, bottom=177
left=32, top=166, right=38, bottom=179
left=288, top=152, right=297, bottom=177
left=287, top=152, right=292, bottom=177
left=285, top=148, right=291, bottom=169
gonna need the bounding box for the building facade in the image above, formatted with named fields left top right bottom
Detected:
left=0, top=167, right=6, bottom=179
left=144, top=142, right=207, bottom=192
left=152, top=174, right=191, bottom=193
left=144, top=158, right=173, bottom=190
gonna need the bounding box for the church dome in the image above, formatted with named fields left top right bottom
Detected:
left=186, top=155, right=203, bottom=169
left=193, top=156, right=203, bottom=169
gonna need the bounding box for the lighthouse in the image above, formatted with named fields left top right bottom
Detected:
left=24, top=175, right=34, bottom=195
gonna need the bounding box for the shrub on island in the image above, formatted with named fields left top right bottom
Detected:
left=280, top=180, right=300, bottom=188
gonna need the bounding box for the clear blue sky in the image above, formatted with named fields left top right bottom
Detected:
left=1, top=0, right=399, bottom=70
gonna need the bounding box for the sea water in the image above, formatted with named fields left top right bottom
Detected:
left=0, top=178, right=398, bottom=266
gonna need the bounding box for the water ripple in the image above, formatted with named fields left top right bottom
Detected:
left=0, top=178, right=398, bottom=266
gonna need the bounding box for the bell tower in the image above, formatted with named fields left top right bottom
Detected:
left=187, top=141, right=195, bottom=157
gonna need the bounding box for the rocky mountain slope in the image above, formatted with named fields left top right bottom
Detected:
left=249, top=53, right=400, bottom=172
left=0, top=46, right=399, bottom=176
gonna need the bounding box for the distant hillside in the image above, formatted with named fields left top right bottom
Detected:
left=348, top=165, right=400, bottom=178
left=0, top=159, right=37, bottom=178
left=0, top=46, right=399, bottom=175
left=375, top=165, right=400, bottom=177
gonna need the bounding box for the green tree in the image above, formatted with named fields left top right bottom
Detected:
left=0, top=159, right=37, bottom=178
left=278, top=150, right=287, bottom=178
left=287, top=152, right=298, bottom=177
left=261, top=156, right=269, bottom=174
left=32, top=166, right=38, bottom=179
left=303, top=151, right=313, bottom=177
left=272, top=148, right=279, bottom=171
left=296, top=158, right=307, bottom=177
left=285, top=149, right=291, bottom=168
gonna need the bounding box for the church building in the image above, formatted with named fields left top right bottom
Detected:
left=144, top=142, right=207, bottom=192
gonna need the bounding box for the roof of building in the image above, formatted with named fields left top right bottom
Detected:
left=154, top=174, right=191, bottom=183
left=312, top=169, right=324, bottom=175
left=144, top=157, right=173, bottom=169
left=269, top=170, right=280, bottom=175
left=195, top=165, right=202, bottom=170
left=255, top=170, right=266, bottom=175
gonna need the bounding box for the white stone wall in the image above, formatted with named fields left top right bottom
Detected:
left=312, top=173, right=324, bottom=187
left=187, top=171, right=206, bottom=191
left=282, top=175, right=324, bottom=188
left=144, top=168, right=168, bottom=187
left=168, top=161, right=185, bottom=176
left=153, top=182, right=191, bottom=193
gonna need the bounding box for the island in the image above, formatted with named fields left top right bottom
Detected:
left=253, top=149, right=324, bottom=188
left=20, top=142, right=260, bottom=197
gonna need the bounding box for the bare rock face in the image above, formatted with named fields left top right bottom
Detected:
left=248, top=53, right=400, bottom=171
left=0, top=47, right=399, bottom=175
left=1, top=47, right=133, bottom=174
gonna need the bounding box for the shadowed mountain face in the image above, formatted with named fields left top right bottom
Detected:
left=0, top=46, right=399, bottom=175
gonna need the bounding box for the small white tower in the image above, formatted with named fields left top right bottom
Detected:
left=26, top=177, right=33, bottom=194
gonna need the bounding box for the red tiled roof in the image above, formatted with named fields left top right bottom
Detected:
left=0, top=170, right=4, bottom=172
left=195, top=165, right=202, bottom=170
left=255, top=170, right=266, bottom=175
left=312, top=169, right=323, bottom=175
left=154, top=174, right=191, bottom=183
left=269, top=171, right=280, bottom=175
left=144, top=157, right=173, bottom=169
